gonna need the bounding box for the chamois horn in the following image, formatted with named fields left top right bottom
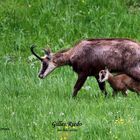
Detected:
left=30, top=45, right=43, bottom=61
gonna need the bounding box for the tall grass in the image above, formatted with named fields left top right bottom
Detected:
left=0, top=0, right=140, bottom=139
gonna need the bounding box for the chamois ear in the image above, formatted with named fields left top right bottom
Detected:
left=43, top=48, right=51, bottom=55
left=42, top=48, right=52, bottom=60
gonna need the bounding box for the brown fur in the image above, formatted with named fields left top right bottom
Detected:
left=31, top=38, right=140, bottom=97
left=100, top=70, right=140, bottom=96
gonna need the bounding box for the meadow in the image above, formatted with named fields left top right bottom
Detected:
left=0, top=0, right=140, bottom=139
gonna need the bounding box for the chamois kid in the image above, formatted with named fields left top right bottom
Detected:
left=99, top=68, right=140, bottom=96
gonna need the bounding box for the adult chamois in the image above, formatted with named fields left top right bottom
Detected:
left=31, top=38, right=140, bottom=97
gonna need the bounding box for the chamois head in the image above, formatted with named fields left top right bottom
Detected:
left=99, top=67, right=110, bottom=82
left=30, top=45, right=56, bottom=79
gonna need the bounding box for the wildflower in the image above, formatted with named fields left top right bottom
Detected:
left=108, top=112, right=113, bottom=116
left=11, top=112, right=15, bottom=116
left=28, top=55, right=36, bottom=62
left=48, top=112, right=53, bottom=115
left=72, top=126, right=76, bottom=129
left=64, top=125, right=69, bottom=129
left=115, top=118, right=125, bottom=125
left=33, top=121, right=37, bottom=126
left=81, top=0, right=85, bottom=3
left=59, top=132, right=69, bottom=140
left=113, top=135, right=118, bottom=139
left=30, top=63, right=35, bottom=68
left=60, top=136, right=67, bottom=140
left=83, top=86, right=91, bottom=91
left=60, top=112, right=65, bottom=116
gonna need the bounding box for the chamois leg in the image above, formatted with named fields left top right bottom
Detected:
left=136, top=92, right=140, bottom=96
left=72, top=73, right=87, bottom=97
left=134, top=89, right=140, bottom=96
left=95, top=76, right=108, bottom=96
left=122, top=90, right=128, bottom=97
left=130, top=85, right=140, bottom=96
left=131, top=88, right=140, bottom=96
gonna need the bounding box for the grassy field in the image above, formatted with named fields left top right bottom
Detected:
left=0, top=0, right=140, bottom=139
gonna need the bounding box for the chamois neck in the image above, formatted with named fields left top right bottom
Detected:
left=107, top=73, right=114, bottom=82
left=52, top=49, right=71, bottom=66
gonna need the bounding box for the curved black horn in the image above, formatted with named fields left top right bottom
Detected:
left=30, top=45, right=43, bottom=61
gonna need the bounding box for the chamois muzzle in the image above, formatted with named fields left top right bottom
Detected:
left=38, top=74, right=44, bottom=79
left=30, top=45, right=43, bottom=61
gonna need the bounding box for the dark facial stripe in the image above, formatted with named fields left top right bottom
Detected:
left=40, top=62, right=48, bottom=75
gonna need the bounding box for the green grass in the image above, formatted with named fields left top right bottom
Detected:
left=0, top=0, right=140, bottom=139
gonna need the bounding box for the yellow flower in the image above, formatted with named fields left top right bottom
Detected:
left=60, top=136, right=67, bottom=140
left=81, top=0, right=85, bottom=3
left=115, top=118, right=125, bottom=125
left=72, top=126, right=76, bottom=129
left=59, top=132, right=69, bottom=140
left=64, top=126, right=69, bottom=129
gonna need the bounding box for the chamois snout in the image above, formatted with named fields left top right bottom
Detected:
left=38, top=74, right=44, bottom=79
